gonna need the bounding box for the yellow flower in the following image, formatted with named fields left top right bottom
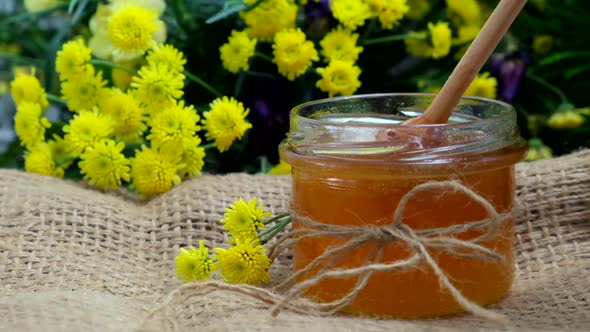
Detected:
left=214, top=239, right=271, bottom=285
left=240, top=0, right=297, bottom=42
left=129, top=146, right=182, bottom=197
left=131, top=63, right=185, bottom=114
left=366, top=0, right=409, bottom=30
left=48, top=134, right=75, bottom=168
left=220, top=30, right=257, bottom=74
left=89, top=2, right=166, bottom=61
left=146, top=43, right=186, bottom=73
left=316, top=60, right=362, bottom=97
left=79, top=139, right=130, bottom=190
left=147, top=101, right=201, bottom=156
left=273, top=28, right=319, bottom=81
left=175, top=241, right=216, bottom=282
left=331, top=0, right=372, bottom=31
left=533, top=35, right=554, bottom=55
left=269, top=160, right=292, bottom=175
left=63, top=110, right=114, bottom=156
left=464, top=72, right=497, bottom=99
left=406, top=0, right=430, bottom=20
left=99, top=89, right=147, bottom=142
left=25, top=143, right=64, bottom=178
left=14, top=102, right=51, bottom=148
left=56, top=38, right=92, bottom=82
left=61, top=65, right=108, bottom=113
left=177, top=136, right=206, bottom=178
left=202, top=97, right=252, bottom=152
left=405, top=21, right=452, bottom=59
left=547, top=111, right=585, bottom=130
left=221, top=197, right=272, bottom=244
left=446, top=0, right=481, bottom=26
left=525, top=144, right=552, bottom=161
left=429, top=21, right=452, bottom=59
left=320, top=26, right=363, bottom=63
left=10, top=70, right=48, bottom=108
left=24, top=0, right=64, bottom=12
left=108, top=6, right=159, bottom=60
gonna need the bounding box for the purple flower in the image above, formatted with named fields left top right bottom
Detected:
left=304, top=0, right=333, bottom=36
left=488, top=51, right=530, bottom=102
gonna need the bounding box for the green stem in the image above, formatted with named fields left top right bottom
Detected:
left=1, top=3, right=68, bottom=25
left=255, top=52, right=274, bottom=63
left=362, top=34, right=426, bottom=46
left=262, top=212, right=291, bottom=226
left=526, top=72, right=568, bottom=104
left=183, top=71, right=223, bottom=98
left=201, top=143, right=216, bottom=150
left=47, top=93, right=67, bottom=104
left=259, top=216, right=292, bottom=244
left=90, top=59, right=137, bottom=74
left=360, top=18, right=378, bottom=44
left=0, top=52, right=45, bottom=65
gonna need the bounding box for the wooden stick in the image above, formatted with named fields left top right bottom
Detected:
left=406, top=0, right=528, bottom=125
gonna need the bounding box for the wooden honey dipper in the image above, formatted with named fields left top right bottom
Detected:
left=405, top=0, right=528, bottom=125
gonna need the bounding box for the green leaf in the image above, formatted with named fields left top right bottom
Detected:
left=68, top=0, right=79, bottom=14
left=538, top=51, right=590, bottom=66
left=205, top=0, right=266, bottom=24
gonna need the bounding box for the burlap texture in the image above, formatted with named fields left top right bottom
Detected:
left=0, top=150, right=589, bottom=332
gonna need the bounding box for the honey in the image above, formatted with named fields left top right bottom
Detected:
left=280, top=93, right=527, bottom=318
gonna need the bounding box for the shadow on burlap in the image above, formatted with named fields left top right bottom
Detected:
left=0, top=150, right=589, bottom=332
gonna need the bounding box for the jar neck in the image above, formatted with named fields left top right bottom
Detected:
left=281, top=94, right=526, bottom=165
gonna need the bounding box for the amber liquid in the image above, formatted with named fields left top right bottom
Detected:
left=283, top=148, right=526, bottom=318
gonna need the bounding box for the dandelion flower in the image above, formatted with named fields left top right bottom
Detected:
left=131, top=63, right=185, bottom=114
left=202, top=97, right=252, bottom=152
left=129, top=146, right=182, bottom=197
left=331, top=0, right=372, bottom=31
left=175, top=241, right=216, bottom=282
left=107, top=6, right=158, bottom=60
left=14, top=102, right=51, bottom=148
left=316, top=60, right=362, bottom=97
left=214, top=239, right=271, bottom=285
left=220, top=30, right=257, bottom=74
left=79, top=140, right=130, bottom=190
left=63, top=110, right=114, bottom=156
left=366, top=0, right=409, bottom=29
left=146, top=43, right=186, bottom=73
left=48, top=134, right=75, bottom=168
left=100, top=89, right=147, bottom=142
left=405, top=21, right=452, bottom=59
left=240, top=0, right=297, bottom=41
left=320, top=26, right=363, bottom=63
left=10, top=70, right=48, bottom=108
left=269, top=160, right=292, bottom=175
left=547, top=111, right=585, bottom=130
left=273, top=28, right=319, bottom=81
left=177, top=136, right=206, bottom=178
left=464, top=72, right=497, bottom=99
left=446, top=0, right=480, bottom=26
left=61, top=65, right=108, bottom=113
left=89, top=2, right=166, bottom=61
left=221, top=197, right=272, bottom=244
left=406, top=0, right=430, bottom=20
left=56, top=38, right=92, bottom=81
left=24, top=143, right=64, bottom=178
left=147, top=101, right=200, bottom=155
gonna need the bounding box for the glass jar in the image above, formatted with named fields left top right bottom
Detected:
left=279, top=93, right=527, bottom=318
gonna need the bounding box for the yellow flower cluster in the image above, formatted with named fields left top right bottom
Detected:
left=11, top=31, right=252, bottom=197
left=175, top=197, right=276, bottom=285
left=405, top=21, right=453, bottom=59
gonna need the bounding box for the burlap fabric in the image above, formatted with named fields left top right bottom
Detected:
left=1, top=150, right=589, bottom=332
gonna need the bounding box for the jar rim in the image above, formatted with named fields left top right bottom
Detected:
left=291, top=93, right=515, bottom=129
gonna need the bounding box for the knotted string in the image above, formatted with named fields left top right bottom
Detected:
left=268, top=181, right=519, bottom=323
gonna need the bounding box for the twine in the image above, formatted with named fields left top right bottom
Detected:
left=143, top=181, right=520, bottom=331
